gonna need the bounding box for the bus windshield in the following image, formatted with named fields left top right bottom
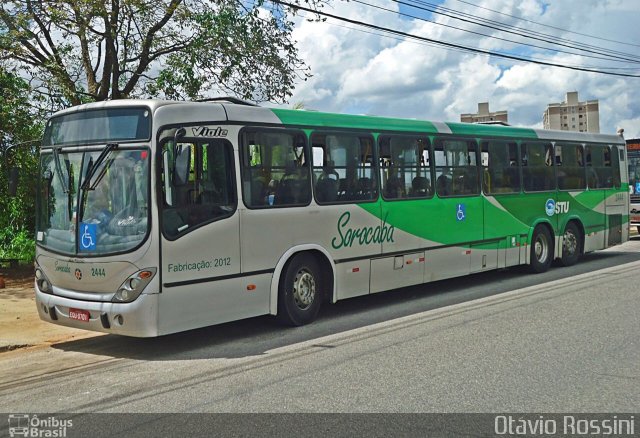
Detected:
left=37, top=148, right=150, bottom=256
left=43, top=108, right=150, bottom=146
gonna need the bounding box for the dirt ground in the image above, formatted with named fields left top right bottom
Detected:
left=0, top=266, right=100, bottom=353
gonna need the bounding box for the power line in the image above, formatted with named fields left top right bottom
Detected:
left=418, top=0, right=640, bottom=60
left=322, top=18, right=640, bottom=73
left=407, top=0, right=640, bottom=59
left=272, top=0, right=640, bottom=77
left=452, top=0, right=640, bottom=49
left=354, top=0, right=639, bottom=65
left=396, top=0, right=640, bottom=64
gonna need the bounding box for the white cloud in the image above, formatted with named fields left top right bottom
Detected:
left=280, top=0, right=640, bottom=138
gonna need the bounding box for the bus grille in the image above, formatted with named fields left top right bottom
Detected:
left=631, top=195, right=640, bottom=204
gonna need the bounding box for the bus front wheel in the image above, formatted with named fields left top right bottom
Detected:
left=530, top=226, right=553, bottom=273
left=559, top=222, right=581, bottom=267
left=277, top=253, right=322, bottom=326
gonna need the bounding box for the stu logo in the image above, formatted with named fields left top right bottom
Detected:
left=545, top=199, right=570, bottom=216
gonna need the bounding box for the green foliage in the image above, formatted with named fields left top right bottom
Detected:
left=0, top=227, right=35, bottom=261
left=1, top=0, right=328, bottom=109
left=0, top=68, right=43, bottom=261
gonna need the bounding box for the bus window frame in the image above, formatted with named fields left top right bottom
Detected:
left=554, top=142, right=587, bottom=192
left=521, top=141, right=556, bottom=193
left=239, top=127, right=312, bottom=210
left=310, top=130, right=379, bottom=205
left=433, top=136, right=481, bottom=198
left=585, top=143, right=617, bottom=190
left=378, top=133, right=433, bottom=202
left=480, top=139, right=521, bottom=195
left=159, top=136, right=238, bottom=241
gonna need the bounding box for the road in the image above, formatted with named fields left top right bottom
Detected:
left=1, top=239, right=639, bottom=415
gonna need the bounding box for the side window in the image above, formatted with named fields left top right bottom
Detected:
left=611, top=145, right=621, bottom=188
left=162, top=139, right=236, bottom=238
left=521, top=142, right=554, bottom=192
left=379, top=135, right=431, bottom=200
left=434, top=138, right=479, bottom=197
left=481, top=141, right=520, bottom=194
left=241, top=130, right=311, bottom=208
left=311, top=132, right=377, bottom=203
left=586, top=144, right=615, bottom=189
left=556, top=144, right=586, bottom=190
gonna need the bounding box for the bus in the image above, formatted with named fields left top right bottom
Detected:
left=32, top=99, right=628, bottom=337
left=627, top=138, right=640, bottom=233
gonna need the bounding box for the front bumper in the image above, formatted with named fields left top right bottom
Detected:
left=35, top=283, right=159, bottom=337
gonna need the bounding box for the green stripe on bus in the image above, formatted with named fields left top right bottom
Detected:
left=357, top=192, right=613, bottom=247
left=272, top=108, right=540, bottom=139
left=272, top=109, right=440, bottom=133
left=446, top=122, right=539, bottom=139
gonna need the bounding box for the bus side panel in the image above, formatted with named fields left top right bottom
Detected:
left=372, top=199, right=427, bottom=294
left=483, top=195, right=529, bottom=268
left=241, top=204, right=382, bottom=300
left=567, top=190, right=605, bottom=252
left=424, top=246, right=469, bottom=282
left=158, top=274, right=272, bottom=335
left=470, top=241, right=498, bottom=273
left=370, top=252, right=425, bottom=293
left=605, top=191, right=627, bottom=246
left=334, top=260, right=372, bottom=300
left=158, top=210, right=270, bottom=334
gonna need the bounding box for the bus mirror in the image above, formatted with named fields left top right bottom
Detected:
left=173, top=144, right=191, bottom=186
left=8, top=166, right=19, bottom=197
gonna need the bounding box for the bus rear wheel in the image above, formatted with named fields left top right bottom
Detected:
left=530, top=226, right=553, bottom=273
left=559, top=222, right=581, bottom=267
left=277, top=253, right=322, bottom=326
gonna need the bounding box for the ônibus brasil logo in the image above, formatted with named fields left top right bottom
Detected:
left=7, top=414, right=73, bottom=437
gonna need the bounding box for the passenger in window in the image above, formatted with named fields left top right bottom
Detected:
left=266, top=179, right=277, bottom=205
left=410, top=176, right=430, bottom=197
left=436, top=169, right=451, bottom=196
left=385, top=175, right=405, bottom=199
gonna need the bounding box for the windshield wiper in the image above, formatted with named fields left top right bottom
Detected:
left=52, top=147, right=69, bottom=193
left=81, top=142, right=118, bottom=191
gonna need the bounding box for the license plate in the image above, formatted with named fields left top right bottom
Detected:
left=69, top=308, right=90, bottom=322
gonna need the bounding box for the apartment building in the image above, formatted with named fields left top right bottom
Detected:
left=543, top=91, right=600, bottom=133
left=460, top=102, right=508, bottom=124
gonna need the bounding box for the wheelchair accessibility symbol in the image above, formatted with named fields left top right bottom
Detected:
left=456, top=203, right=466, bottom=221
left=79, top=223, right=97, bottom=251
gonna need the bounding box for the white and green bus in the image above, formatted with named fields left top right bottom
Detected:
left=33, top=99, right=628, bottom=337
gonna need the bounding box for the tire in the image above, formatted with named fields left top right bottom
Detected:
left=559, top=222, right=581, bottom=267
left=529, top=225, right=554, bottom=273
left=637, top=226, right=640, bottom=234
left=277, top=253, right=322, bottom=326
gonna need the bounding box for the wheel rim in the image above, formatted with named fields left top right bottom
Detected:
left=292, top=268, right=316, bottom=310
left=534, top=234, right=549, bottom=263
left=563, top=229, right=578, bottom=257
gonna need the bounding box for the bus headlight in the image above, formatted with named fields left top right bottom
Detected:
left=113, top=268, right=156, bottom=303
left=35, top=267, right=53, bottom=294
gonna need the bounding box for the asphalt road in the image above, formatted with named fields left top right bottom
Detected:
left=1, top=238, right=639, bottom=416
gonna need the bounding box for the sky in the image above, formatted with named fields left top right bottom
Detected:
left=271, top=0, right=640, bottom=138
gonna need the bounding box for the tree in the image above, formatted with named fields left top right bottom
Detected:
left=0, top=67, right=43, bottom=261
left=0, top=0, right=325, bottom=110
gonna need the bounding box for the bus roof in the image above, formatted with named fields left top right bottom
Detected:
left=50, top=99, right=625, bottom=145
